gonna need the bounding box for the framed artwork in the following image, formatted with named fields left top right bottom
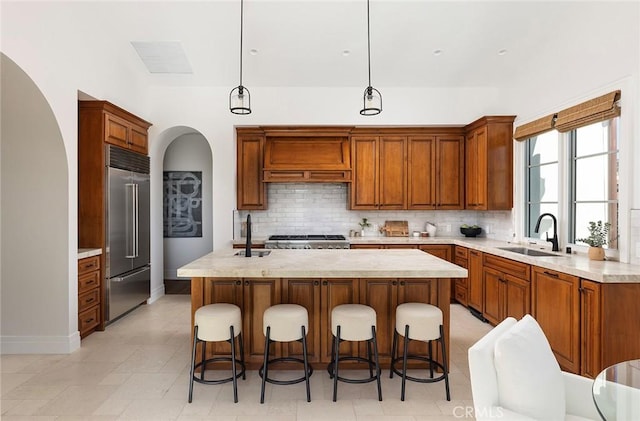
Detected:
left=163, top=171, right=203, bottom=238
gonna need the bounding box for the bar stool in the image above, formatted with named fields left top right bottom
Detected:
left=390, top=302, right=450, bottom=401
left=328, top=304, right=382, bottom=402
left=188, top=303, right=245, bottom=403
left=260, top=304, right=313, bottom=403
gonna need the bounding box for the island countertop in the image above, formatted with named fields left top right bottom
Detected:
left=177, top=248, right=468, bottom=279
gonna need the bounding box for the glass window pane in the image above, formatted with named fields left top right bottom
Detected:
left=529, top=163, right=558, bottom=203
left=575, top=121, right=615, bottom=157
left=575, top=154, right=616, bottom=201
left=528, top=131, right=558, bottom=164
left=527, top=203, right=558, bottom=239
left=573, top=202, right=617, bottom=248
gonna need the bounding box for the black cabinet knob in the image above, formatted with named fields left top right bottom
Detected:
left=314, top=280, right=319, bottom=286
left=322, top=281, right=328, bottom=286
left=236, top=280, right=241, bottom=285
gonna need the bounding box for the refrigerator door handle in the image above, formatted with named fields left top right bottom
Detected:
left=125, top=183, right=136, bottom=258
left=134, top=183, right=139, bottom=258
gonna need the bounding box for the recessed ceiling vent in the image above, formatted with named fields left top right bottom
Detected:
left=131, top=41, right=193, bottom=74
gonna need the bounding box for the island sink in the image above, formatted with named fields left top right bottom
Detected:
left=234, top=250, right=271, bottom=257
left=498, top=247, right=560, bottom=257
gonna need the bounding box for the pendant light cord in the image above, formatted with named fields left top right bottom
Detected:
left=366, top=0, right=371, bottom=87
left=239, top=0, right=244, bottom=87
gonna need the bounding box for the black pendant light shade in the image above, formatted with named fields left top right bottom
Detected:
left=230, top=85, right=251, bottom=115
left=230, top=0, right=251, bottom=115
left=360, top=86, right=382, bottom=116
left=360, top=0, right=381, bottom=116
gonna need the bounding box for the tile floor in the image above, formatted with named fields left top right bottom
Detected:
left=1, top=296, right=492, bottom=420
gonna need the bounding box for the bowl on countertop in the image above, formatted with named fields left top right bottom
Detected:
left=460, top=226, right=482, bottom=237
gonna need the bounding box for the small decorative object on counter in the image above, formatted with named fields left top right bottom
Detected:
left=358, top=218, right=372, bottom=236
left=460, top=224, right=482, bottom=237
left=425, top=222, right=437, bottom=238
left=576, top=220, right=611, bottom=261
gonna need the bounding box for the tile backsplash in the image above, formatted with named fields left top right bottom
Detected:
left=236, top=183, right=513, bottom=240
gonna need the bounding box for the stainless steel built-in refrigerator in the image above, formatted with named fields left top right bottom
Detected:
left=105, top=145, right=150, bottom=322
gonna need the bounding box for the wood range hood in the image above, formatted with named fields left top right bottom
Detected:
left=261, top=126, right=354, bottom=183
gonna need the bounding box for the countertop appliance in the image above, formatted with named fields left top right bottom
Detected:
left=265, top=234, right=350, bottom=249
left=105, top=145, right=150, bottom=322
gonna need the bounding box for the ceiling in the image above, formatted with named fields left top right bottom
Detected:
left=10, top=1, right=631, bottom=89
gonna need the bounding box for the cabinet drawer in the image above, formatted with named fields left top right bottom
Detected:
left=105, top=113, right=130, bottom=148
left=78, top=256, right=100, bottom=275
left=483, top=253, right=530, bottom=281
left=79, top=306, right=100, bottom=335
left=454, top=284, right=468, bottom=306
left=455, top=277, right=468, bottom=289
left=78, top=289, right=100, bottom=312
left=79, top=270, right=100, bottom=293
left=455, top=246, right=469, bottom=259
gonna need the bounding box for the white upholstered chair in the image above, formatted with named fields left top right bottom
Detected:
left=468, top=315, right=601, bottom=421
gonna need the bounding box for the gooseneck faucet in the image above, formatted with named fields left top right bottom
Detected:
left=245, top=214, right=252, bottom=257
left=534, top=213, right=559, bottom=252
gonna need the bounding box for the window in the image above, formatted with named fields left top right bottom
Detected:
left=525, top=131, right=559, bottom=240
left=524, top=118, right=619, bottom=249
left=570, top=119, right=619, bottom=248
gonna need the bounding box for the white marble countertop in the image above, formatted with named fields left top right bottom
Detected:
left=78, top=248, right=102, bottom=259
left=177, top=248, right=468, bottom=279
left=231, top=236, right=640, bottom=283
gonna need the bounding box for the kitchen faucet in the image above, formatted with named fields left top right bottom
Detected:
left=534, top=213, right=559, bottom=252
left=245, top=214, right=252, bottom=257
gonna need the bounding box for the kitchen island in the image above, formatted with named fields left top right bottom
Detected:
left=178, top=248, right=467, bottom=369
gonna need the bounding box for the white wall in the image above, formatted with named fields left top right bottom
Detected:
left=0, top=54, right=76, bottom=353
left=163, top=134, right=213, bottom=280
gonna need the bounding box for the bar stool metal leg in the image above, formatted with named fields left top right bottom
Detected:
left=188, top=325, right=198, bottom=403
left=401, top=324, right=410, bottom=401
left=301, top=326, right=311, bottom=402
left=260, top=326, right=271, bottom=404
left=230, top=326, right=238, bottom=403
left=200, top=341, right=207, bottom=381
left=428, top=340, right=434, bottom=378
left=239, top=332, right=246, bottom=380
left=332, top=325, right=341, bottom=402
left=440, top=325, right=451, bottom=401
left=390, top=328, right=398, bottom=379
left=371, top=325, right=382, bottom=402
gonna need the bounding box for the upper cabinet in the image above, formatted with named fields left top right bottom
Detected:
left=237, top=128, right=266, bottom=210
left=464, top=116, right=516, bottom=210
left=350, top=135, right=406, bottom=210
left=80, top=101, right=152, bottom=155
left=407, top=135, right=464, bottom=210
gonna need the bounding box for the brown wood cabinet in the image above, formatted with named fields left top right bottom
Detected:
left=407, top=136, right=464, bottom=210
left=281, top=278, right=322, bottom=363
left=531, top=266, right=580, bottom=373
left=482, top=254, right=530, bottom=325
left=350, top=136, right=407, bottom=210
left=78, top=255, right=102, bottom=338
left=467, top=249, right=484, bottom=313
left=453, top=246, right=469, bottom=306
left=579, top=279, right=640, bottom=378
left=464, top=116, right=516, bottom=210
left=80, top=101, right=151, bottom=155
left=236, top=129, right=266, bottom=210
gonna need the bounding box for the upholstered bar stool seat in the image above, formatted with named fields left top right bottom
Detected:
left=260, top=304, right=313, bottom=403
left=328, top=304, right=382, bottom=402
left=188, top=304, right=245, bottom=404
left=390, top=302, right=450, bottom=401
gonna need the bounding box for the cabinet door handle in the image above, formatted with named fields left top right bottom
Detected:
left=236, top=280, right=242, bottom=286
left=313, top=280, right=319, bottom=286
left=86, top=298, right=94, bottom=303
left=245, top=280, right=250, bottom=286
left=543, top=271, right=559, bottom=278
left=400, top=281, right=405, bottom=286
left=578, top=287, right=585, bottom=293
left=470, top=251, right=479, bottom=256
left=85, top=318, right=94, bottom=323
left=392, top=281, right=397, bottom=286
left=322, top=281, right=328, bottom=286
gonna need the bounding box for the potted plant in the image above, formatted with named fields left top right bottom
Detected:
left=575, top=220, right=611, bottom=261
left=358, top=217, right=372, bottom=236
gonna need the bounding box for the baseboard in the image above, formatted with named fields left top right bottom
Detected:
left=0, top=331, right=81, bottom=354
left=148, top=283, right=165, bottom=304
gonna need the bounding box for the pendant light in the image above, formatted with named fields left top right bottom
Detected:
left=230, top=0, right=251, bottom=114
left=360, top=0, right=382, bottom=116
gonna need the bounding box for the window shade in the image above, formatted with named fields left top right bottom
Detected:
left=514, top=114, right=556, bottom=141
left=554, top=90, right=621, bottom=133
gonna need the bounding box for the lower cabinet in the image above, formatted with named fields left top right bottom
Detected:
left=78, top=255, right=102, bottom=338
left=483, top=267, right=530, bottom=325
left=531, top=266, right=580, bottom=374
left=467, top=249, right=484, bottom=313
left=453, top=246, right=469, bottom=306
